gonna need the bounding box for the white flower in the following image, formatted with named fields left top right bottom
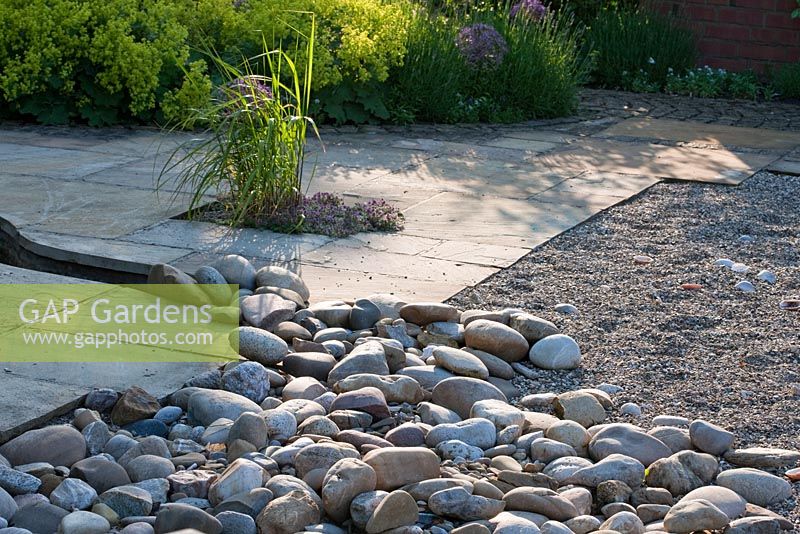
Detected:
left=648, top=57, right=656, bottom=64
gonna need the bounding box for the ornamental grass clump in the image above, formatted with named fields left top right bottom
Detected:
left=160, top=19, right=317, bottom=227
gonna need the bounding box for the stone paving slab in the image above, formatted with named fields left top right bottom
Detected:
left=123, top=220, right=333, bottom=262
left=536, top=139, right=777, bottom=185
left=544, top=172, right=662, bottom=197
left=2, top=115, right=792, bottom=306
left=0, top=174, right=202, bottom=239
left=302, top=244, right=498, bottom=286
left=596, top=117, right=800, bottom=150
left=170, top=252, right=465, bottom=303
left=417, top=240, right=531, bottom=268
left=298, top=264, right=466, bottom=303
left=372, top=157, right=575, bottom=199
left=78, top=155, right=185, bottom=192
left=479, top=137, right=561, bottom=152
left=0, top=126, right=189, bottom=157
left=0, top=264, right=219, bottom=442
left=20, top=229, right=194, bottom=275
left=0, top=143, right=139, bottom=180
left=494, top=129, right=579, bottom=143
left=401, top=192, right=596, bottom=248
left=766, top=158, right=800, bottom=176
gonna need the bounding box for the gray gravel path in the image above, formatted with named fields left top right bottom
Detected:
left=449, top=170, right=800, bottom=523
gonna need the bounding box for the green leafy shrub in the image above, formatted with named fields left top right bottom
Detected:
left=161, top=60, right=215, bottom=125
left=586, top=7, right=696, bottom=90
left=0, top=0, right=191, bottom=125
left=774, top=63, right=800, bottom=99
left=388, top=3, right=589, bottom=123
left=0, top=0, right=409, bottom=125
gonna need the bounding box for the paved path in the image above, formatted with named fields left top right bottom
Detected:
left=1, top=92, right=799, bottom=440
left=2, top=109, right=798, bottom=303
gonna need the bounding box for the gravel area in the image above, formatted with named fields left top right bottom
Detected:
left=449, top=170, right=800, bottom=524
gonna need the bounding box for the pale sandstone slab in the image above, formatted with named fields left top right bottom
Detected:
left=0, top=175, right=198, bottom=238
left=302, top=244, right=497, bottom=286
left=480, top=137, right=561, bottom=152
left=542, top=172, right=661, bottom=199
left=378, top=157, right=572, bottom=199
left=536, top=139, right=777, bottom=184
left=123, top=220, right=331, bottom=262
left=298, top=264, right=469, bottom=303
left=0, top=144, right=137, bottom=179
left=420, top=240, right=531, bottom=268
left=766, top=158, right=800, bottom=175
left=597, top=117, right=800, bottom=151
left=401, top=192, right=599, bottom=248
left=500, top=130, right=578, bottom=143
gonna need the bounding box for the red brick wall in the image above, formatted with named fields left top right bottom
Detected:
left=649, top=0, right=800, bottom=72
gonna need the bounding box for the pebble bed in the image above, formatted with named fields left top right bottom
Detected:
left=0, top=172, right=797, bottom=534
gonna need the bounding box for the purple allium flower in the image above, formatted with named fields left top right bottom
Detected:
left=455, top=23, right=509, bottom=70
left=510, top=0, right=547, bottom=21
left=218, top=75, right=273, bottom=110
left=228, top=76, right=273, bottom=102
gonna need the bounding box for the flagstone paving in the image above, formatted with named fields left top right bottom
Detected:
left=1, top=92, right=799, bottom=440
left=1, top=109, right=799, bottom=305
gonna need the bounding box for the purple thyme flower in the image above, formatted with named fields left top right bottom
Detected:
left=510, top=0, right=547, bottom=21
left=455, top=23, right=509, bottom=70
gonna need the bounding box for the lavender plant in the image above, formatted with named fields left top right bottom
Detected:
left=389, top=3, right=587, bottom=122
left=510, top=0, right=547, bottom=22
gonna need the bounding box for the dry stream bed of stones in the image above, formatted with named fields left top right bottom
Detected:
left=0, top=174, right=799, bottom=534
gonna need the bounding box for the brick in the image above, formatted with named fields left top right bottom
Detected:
left=699, top=39, right=740, bottom=57
left=765, top=12, right=800, bottom=28
left=732, top=0, right=777, bottom=8
left=751, top=27, right=800, bottom=44
left=775, top=0, right=798, bottom=11
left=686, top=4, right=718, bottom=20
left=705, top=22, right=751, bottom=39
left=717, top=7, right=766, bottom=25
left=741, top=44, right=789, bottom=60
